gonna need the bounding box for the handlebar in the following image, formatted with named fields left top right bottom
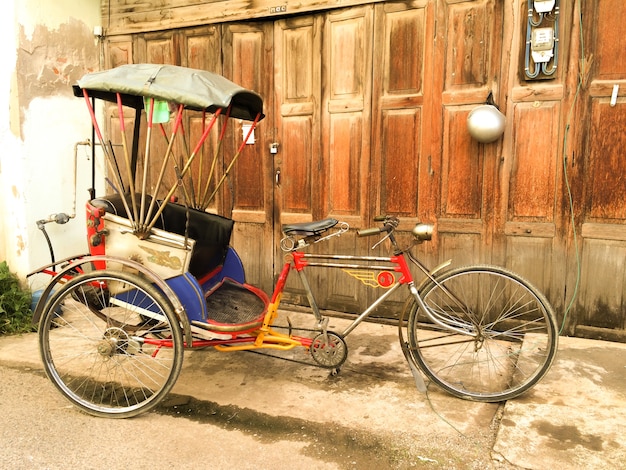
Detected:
left=357, top=215, right=398, bottom=237
left=357, top=226, right=386, bottom=237
left=357, top=216, right=434, bottom=242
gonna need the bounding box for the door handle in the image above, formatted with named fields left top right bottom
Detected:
left=275, top=169, right=281, bottom=186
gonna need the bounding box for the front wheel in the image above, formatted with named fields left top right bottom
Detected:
left=406, top=265, right=558, bottom=402
left=38, top=270, right=184, bottom=418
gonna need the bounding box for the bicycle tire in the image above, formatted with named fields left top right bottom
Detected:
left=38, top=270, right=184, bottom=418
left=406, top=265, right=558, bottom=402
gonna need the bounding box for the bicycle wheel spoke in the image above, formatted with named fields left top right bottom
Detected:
left=407, top=265, right=557, bottom=401
left=39, top=270, right=183, bottom=418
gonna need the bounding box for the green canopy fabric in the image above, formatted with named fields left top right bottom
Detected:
left=74, top=63, right=264, bottom=121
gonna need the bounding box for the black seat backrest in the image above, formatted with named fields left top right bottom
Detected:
left=160, top=202, right=234, bottom=279
left=90, top=194, right=234, bottom=280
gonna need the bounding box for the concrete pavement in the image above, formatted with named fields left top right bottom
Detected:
left=0, top=311, right=624, bottom=469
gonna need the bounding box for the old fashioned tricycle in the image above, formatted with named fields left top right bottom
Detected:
left=30, top=64, right=558, bottom=418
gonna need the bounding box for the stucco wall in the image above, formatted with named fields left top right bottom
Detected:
left=0, top=0, right=102, bottom=288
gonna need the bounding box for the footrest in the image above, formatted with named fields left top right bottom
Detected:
left=204, top=279, right=268, bottom=332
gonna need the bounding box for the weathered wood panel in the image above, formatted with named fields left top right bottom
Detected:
left=274, top=16, right=321, bottom=224
left=505, top=235, right=554, bottom=293
left=183, top=27, right=223, bottom=212
left=101, top=0, right=626, bottom=337
left=106, top=36, right=133, bottom=68
left=222, top=23, right=275, bottom=293
left=586, top=102, right=626, bottom=221
left=272, top=16, right=322, bottom=303
left=592, top=0, right=626, bottom=80
left=498, top=0, right=565, bottom=307
left=102, top=0, right=383, bottom=35
left=508, top=101, right=559, bottom=222
left=371, top=2, right=429, bottom=221
left=379, top=109, right=421, bottom=217
left=444, top=0, right=491, bottom=90
left=184, top=26, right=220, bottom=71
left=436, top=0, right=501, bottom=267
left=569, top=0, right=626, bottom=336
left=321, top=7, right=373, bottom=312
left=322, top=7, right=372, bottom=225
left=131, top=32, right=181, bottom=201
left=441, top=107, right=482, bottom=219
left=579, top=238, right=626, bottom=330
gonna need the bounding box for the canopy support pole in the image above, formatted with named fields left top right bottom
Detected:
left=205, top=112, right=262, bottom=207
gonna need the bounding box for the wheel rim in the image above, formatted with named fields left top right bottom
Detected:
left=408, top=267, right=557, bottom=401
left=39, top=271, right=183, bottom=417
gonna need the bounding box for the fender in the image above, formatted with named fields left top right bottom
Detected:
left=31, top=255, right=193, bottom=347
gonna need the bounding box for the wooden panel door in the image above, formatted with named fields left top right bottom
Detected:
left=369, top=1, right=436, bottom=315
left=498, top=0, right=570, bottom=320
left=372, top=0, right=433, bottom=224
left=575, top=0, right=626, bottom=334
left=181, top=26, right=224, bottom=214
left=272, top=16, right=323, bottom=304
left=273, top=16, right=322, bottom=227
left=273, top=9, right=374, bottom=311
left=320, top=7, right=374, bottom=312
left=433, top=0, right=503, bottom=267
left=133, top=32, right=182, bottom=201
left=222, top=23, right=275, bottom=294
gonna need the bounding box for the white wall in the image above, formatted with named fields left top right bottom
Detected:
left=0, top=1, right=18, bottom=266
left=0, top=0, right=102, bottom=289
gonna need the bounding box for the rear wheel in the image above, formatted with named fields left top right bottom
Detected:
left=38, top=270, right=184, bottom=418
left=406, top=265, right=558, bottom=402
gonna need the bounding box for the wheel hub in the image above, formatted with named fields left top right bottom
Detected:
left=97, top=339, right=115, bottom=356
left=98, top=327, right=130, bottom=356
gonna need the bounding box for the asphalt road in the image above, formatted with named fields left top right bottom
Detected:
left=3, top=315, right=625, bottom=470
left=0, top=364, right=341, bottom=470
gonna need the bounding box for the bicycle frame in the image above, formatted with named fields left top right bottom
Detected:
left=196, top=224, right=439, bottom=354
left=172, top=234, right=418, bottom=353
left=286, top=251, right=412, bottom=337
left=271, top=228, right=475, bottom=344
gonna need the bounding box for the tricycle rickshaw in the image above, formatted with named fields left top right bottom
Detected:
left=30, top=64, right=558, bottom=418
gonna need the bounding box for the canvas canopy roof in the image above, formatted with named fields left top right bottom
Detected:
left=73, top=63, right=264, bottom=121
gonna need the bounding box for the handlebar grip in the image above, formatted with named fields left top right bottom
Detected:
left=357, top=227, right=383, bottom=237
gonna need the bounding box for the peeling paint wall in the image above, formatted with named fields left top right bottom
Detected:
left=0, top=0, right=102, bottom=286
left=16, top=18, right=100, bottom=128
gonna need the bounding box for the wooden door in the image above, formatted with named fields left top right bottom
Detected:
left=221, top=23, right=275, bottom=294
left=273, top=16, right=322, bottom=228
left=368, top=1, right=437, bottom=316
left=573, top=0, right=626, bottom=335
left=115, top=26, right=276, bottom=294
left=271, top=16, right=323, bottom=304
left=273, top=9, right=375, bottom=311
left=320, top=7, right=374, bottom=312
left=430, top=0, right=503, bottom=266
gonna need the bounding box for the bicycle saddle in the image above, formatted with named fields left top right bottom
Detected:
left=282, top=218, right=338, bottom=236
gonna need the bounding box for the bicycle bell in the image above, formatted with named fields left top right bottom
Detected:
left=467, top=92, right=505, bottom=143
